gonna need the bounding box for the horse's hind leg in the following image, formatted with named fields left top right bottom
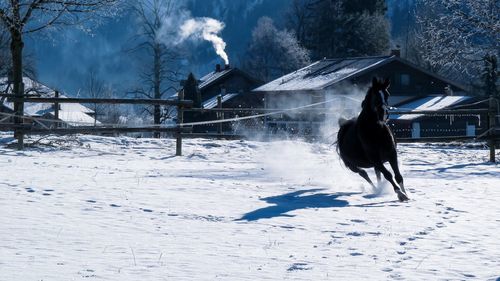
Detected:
left=348, top=165, right=376, bottom=189
left=375, top=169, right=381, bottom=185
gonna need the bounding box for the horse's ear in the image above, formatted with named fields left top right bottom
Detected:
left=372, top=77, right=378, bottom=87
left=383, top=78, right=391, bottom=89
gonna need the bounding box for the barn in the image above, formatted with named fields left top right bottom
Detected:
left=0, top=77, right=100, bottom=128
left=253, top=51, right=471, bottom=137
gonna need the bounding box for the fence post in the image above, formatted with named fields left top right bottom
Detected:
left=489, top=95, right=496, bottom=163
left=54, top=90, right=60, bottom=128
left=217, top=95, right=223, bottom=136
left=176, top=90, right=184, bottom=156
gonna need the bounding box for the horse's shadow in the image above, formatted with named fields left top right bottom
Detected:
left=236, top=189, right=360, bottom=221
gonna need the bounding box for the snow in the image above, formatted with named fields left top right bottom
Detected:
left=393, top=96, right=472, bottom=120
left=0, top=134, right=499, bottom=280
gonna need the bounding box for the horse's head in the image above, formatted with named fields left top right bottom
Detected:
left=362, top=77, right=391, bottom=122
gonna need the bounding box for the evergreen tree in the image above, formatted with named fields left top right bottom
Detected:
left=286, top=0, right=390, bottom=60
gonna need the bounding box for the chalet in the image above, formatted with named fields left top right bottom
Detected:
left=0, top=77, right=100, bottom=128
left=253, top=51, right=471, bottom=136
left=182, top=64, right=263, bottom=133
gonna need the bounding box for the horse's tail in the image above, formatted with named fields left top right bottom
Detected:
left=336, top=118, right=354, bottom=155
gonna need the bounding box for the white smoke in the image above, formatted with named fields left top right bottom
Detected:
left=156, top=10, right=229, bottom=65
left=178, top=17, right=229, bottom=65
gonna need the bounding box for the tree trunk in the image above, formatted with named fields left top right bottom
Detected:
left=10, top=28, right=24, bottom=148
left=153, top=43, right=161, bottom=138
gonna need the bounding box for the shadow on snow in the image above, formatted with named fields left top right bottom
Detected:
left=236, top=189, right=360, bottom=221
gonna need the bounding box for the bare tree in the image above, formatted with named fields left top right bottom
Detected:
left=415, top=0, right=500, bottom=83
left=84, top=67, right=107, bottom=126
left=0, top=0, right=121, bottom=146
left=128, top=0, right=183, bottom=137
left=242, top=17, right=311, bottom=82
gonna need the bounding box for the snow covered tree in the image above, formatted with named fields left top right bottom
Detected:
left=286, top=0, right=390, bottom=60
left=416, top=0, right=499, bottom=84
left=127, top=0, right=182, bottom=137
left=0, top=0, right=121, bottom=146
left=242, top=17, right=310, bottom=82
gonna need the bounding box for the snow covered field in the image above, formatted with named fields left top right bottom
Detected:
left=0, top=135, right=499, bottom=280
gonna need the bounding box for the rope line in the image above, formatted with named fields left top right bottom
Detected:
left=179, top=97, right=348, bottom=127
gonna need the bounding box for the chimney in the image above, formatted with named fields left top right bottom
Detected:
left=224, top=64, right=230, bottom=70
left=391, top=49, right=401, bottom=58
left=215, top=64, right=221, bottom=72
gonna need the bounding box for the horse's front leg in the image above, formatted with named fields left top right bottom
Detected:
left=370, top=159, right=409, bottom=202
left=388, top=151, right=406, bottom=195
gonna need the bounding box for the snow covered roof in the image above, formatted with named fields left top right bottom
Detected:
left=0, top=77, right=99, bottom=126
left=391, top=95, right=472, bottom=120
left=254, top=55, right=468, bottom=93
left=199, top=68, right=233, bottom=89
left=202, top=93, right=239, bottom=109
left=254, top=56, right=394, bottom=92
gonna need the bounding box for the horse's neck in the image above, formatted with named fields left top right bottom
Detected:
left=358, top=108, right=377, bottom=122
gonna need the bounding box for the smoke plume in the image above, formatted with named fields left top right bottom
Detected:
left=178, top=17, right=229, bottom=65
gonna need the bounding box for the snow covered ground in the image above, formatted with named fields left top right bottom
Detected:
left=0, top=134, right=499, bottom=280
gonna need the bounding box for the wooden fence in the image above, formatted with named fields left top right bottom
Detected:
left=0, top=93, right=498, bottom=162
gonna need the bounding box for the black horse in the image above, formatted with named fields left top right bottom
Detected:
left=337, top=78, right=409, bottom=202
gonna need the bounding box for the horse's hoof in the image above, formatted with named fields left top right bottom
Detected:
left=397, top=191, right=409, bottom=202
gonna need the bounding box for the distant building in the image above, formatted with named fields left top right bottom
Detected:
left=0, top=77, right=100, bottom=128
left=389, top=95, right=488, bottom=139
left=182, top=64, right=263, bottom=133
left=253, top=51, right=470, bottom=136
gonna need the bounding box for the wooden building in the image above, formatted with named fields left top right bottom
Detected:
left=253, top=51, right=470, bottom=136
left=182, top=64, right=263, bottom=133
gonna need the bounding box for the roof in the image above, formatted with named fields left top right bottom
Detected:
left=254, top=55, right=467, bottom=93
left=202, top=93, right=239, bottom=109
left=199, top=68, right=234, bottom=89
left=391, top=95, right=472, bottom=120
left=0, top=77, right=99, bottom=126
left=198, top=67, right=260, bottom=91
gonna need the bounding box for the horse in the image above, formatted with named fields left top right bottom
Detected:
left=337, top=77, right=409, bottom=202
